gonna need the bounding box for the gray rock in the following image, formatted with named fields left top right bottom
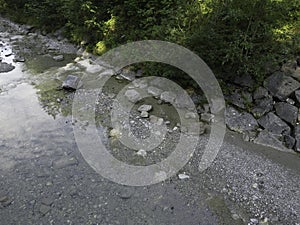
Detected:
left=281, top=60, right=297, bottom=75
left=227, top=90, right=252, bottom=109
left=234, top=74, right=255, bottom=87
left=294, top=89, right=300, bottom=104
left=62, top=75, right=81, bottom=90
left=13, top=55, right=25, bottom=62
left=174, top=94, right=195, bottom=110
left=226, top=107, right=258, bottom=133
left=41, top=197, right=54, bottom=206
left=132, top=79, right=148, bottom=89
left=138, top=104, right=152, bottom=112
left=200, top=113, right=215, bottom=123
left=291, top=67, right=300, bottom=81
left=0, top=195, right=12, bottom=207
left=293, top=125, right=300, bottom=152
left=39, top=204, right=51, bottom=215
left=274, top=102, right=298, bottom=125
left=257, top=112, right=291, bottom=135
left=252, top=96, right=274, bottom=118
left=140, top=111, right=149, bottom=118
left=117, top=186, right=135, bottom=199
left=0, top=62, right=15, bottom=73
left=284, top=135, right=295, bottom=149
left=254, top=130, right=293, bottom=153
left=185, top=112, right=197, bottom=119
left=264, top=72, right=300, bottom=100
left=160, top=91, right=176, bottom=104
left=125, top=89, right=142, bottom=103
left=52, top=157, right=78, bottom=169
left=147, top=86, right=163, bottom=97
left=53, top=55, right=64, bottom=61
left=119, top=70, right=136, bottom=81
left=253, top=87, right=269, bottom=100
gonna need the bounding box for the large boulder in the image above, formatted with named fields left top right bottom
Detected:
left=254, top=130, right=294, bottom=153
left=274, top=102, right=298, bottom=125
left=251, top=96, right=274, bottom=118
left=257, top=112, right=291, bottom=135
left=264, top=72, right=300, bottom=100
left=226, top=107, right=258, bottom=133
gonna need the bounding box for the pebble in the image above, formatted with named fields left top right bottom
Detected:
left=140, top=111, right=149, bottom=118
left=53, top=55, right=64, bottom=61
left=136, top=149, right=147, bottom=157
left=52, top=157, right=78, bottom=169
left=178, top=173, right=190, bottom=180
left=39, top=204, right=51, bottom=215
left=109, top=128, right=120, bottom=138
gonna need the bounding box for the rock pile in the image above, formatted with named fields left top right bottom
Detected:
left=225, top=60, right=300, bottom=153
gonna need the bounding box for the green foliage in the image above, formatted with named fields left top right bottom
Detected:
left=1, top=0, right=299, bottom=84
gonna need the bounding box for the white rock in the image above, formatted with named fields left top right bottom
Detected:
left=178, top=174, right=190, bottom=180
left=140, top=111, right=149, bottom=118
left=138, top=104, right=152, bottom=112
left=125, top=89, right=142, bottom=103
left=136, top=149, right=147, bottom=157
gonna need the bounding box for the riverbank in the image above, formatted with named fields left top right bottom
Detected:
left=0, top=17, right=299, bottom=225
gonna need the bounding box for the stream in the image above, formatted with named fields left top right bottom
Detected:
left=0, top=17, right=299, bottom=225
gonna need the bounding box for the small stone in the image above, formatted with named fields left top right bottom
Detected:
left=201, top=113, right=214, bottom=122
left=253, top=87, right=269, bottom=99
left=136, top=149, right=147, bottom=157
left=232, top=214, right=240, bottom=220
left=185, top=112, right=197, bottom=119
left=250, top=218, right=259, bottom=224
left=52, top=157, right=78, bottom=169
left=140, top=111, right=149, bottom=118
left=119, top=70, right=136, bottom=81
left=160, top=91, right=176, bottom=104
left=0, top=62, right=15, bottom=73
left=138, top=104, right=152, bottom=112
left=118, top=187, right=135, bottom=199
left=125, top=89, right=142, bottom=103
left=39, top=204, right=51, bottom=215
left=149, top=115, right=164, bottom=125
left=0, top=196, right=12, bottom=207
left=286, top=98, right=295, bottom=105
left=165, top=121, right=171, bottom=125
left=53, top=55, right=64, bottom=61
left=62, top=75, right=81, bottom=90
left=0, top=196, right=9, bottom=203
left=13, top=56, right=25, bottom=62
left=109, top=128, right=120, bottom=138
left=41, top=197, right=54, bottom=206
left=147, top=86, right=163, bottom=97
left=132, top=79, right=148, bottom=89
left=178, top=174, right=190, bottom=180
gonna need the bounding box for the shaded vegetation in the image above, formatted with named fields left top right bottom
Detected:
left=1, top=0, right=300, bottom=84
